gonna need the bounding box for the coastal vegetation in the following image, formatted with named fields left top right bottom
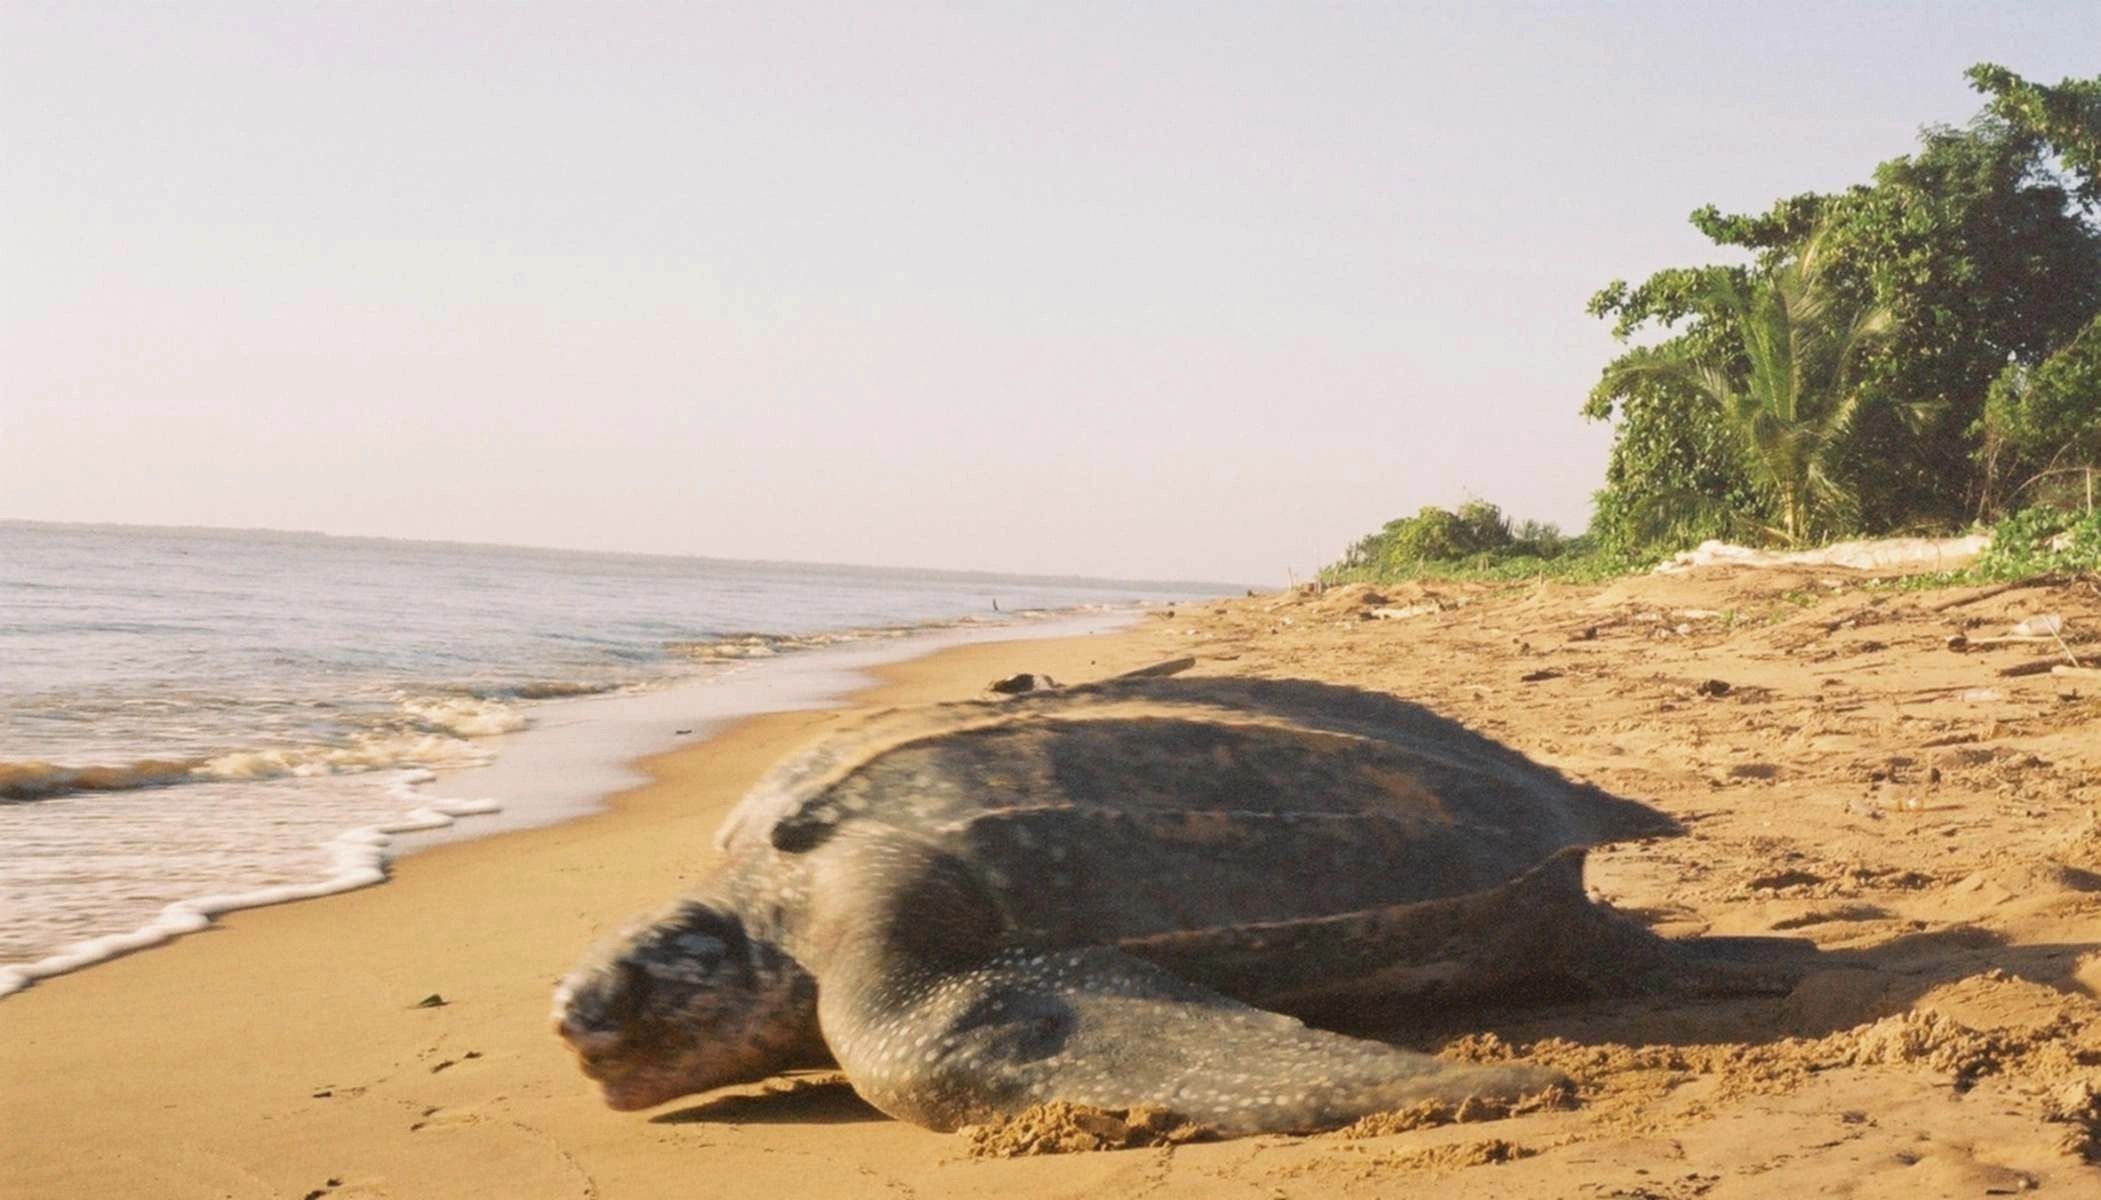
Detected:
left=1329, top=62, right=2101, bottom=584
left=1904, top=506, right=2101, bottom=586
left=1325, top=501, right=1628, bottom=583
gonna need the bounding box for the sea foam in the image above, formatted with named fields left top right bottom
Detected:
left=0, top=770, right=499, bottom=998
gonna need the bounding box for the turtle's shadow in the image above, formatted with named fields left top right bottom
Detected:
left=652, top=1074, right=882, bottom=1126
left=1375, top=925, right=2101, bottom=1052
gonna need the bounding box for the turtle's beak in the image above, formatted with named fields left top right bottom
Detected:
left=556, top=1023, right=679, bottom=1111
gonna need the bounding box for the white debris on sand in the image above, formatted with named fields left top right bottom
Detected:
left=1654, top=534, right=1991, bottom=574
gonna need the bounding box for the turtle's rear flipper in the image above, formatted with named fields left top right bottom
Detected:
left=819, top=944, right=1563, bottom=1135
left=1656, top=935, right=1821, bottom=997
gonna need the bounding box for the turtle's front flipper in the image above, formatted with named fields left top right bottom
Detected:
left=817, top=944, right=1563, bottom=1134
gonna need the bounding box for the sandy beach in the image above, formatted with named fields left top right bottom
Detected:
left=8, top=572, right=2101, bottom=1197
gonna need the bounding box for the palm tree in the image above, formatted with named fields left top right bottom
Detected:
left=1613, top=230, right=1895, bottom=545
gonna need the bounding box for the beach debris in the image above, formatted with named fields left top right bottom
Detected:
left=430, top=1058, right=456, bottom=1074
left=1654, top=534, right=1990, bottom=574
left=1574, top=625, right=1598, bottom=641
left=2053, top=666, right=2101, bottom=680
left=2007, top=613, right=2085, bottom=669
left=1951, top=614, right=2083, bottom=673
left=1749, top=869, right=1824, bottom=892
left=674, top=727, right=693, bottom=735
left=988, top=673, right=1060, bottom=695
left=1519, top=668, right=1563, bottom=683
left=1696, top=679, right=1733, bottom=697
left=1962, top=688, right=2005, bottom=703
left=2011, top=614, right=2065, bottom=638
left=1115, top=656, right=1197, bottom=680
left=1923, top=580, right=2032, bottom=612
left=1953, top=633, right=2056, bottom=648
left=414, top=992, right=448, bottom=1008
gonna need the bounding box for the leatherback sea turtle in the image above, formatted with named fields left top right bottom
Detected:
left=555, top=676, right=1790, bottom=1133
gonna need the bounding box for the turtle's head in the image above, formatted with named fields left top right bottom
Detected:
left=554, top=896, right=820, bottom=1111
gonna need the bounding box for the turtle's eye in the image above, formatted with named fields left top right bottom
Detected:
left=673, top=932, right=727, bottom=965
left=668, top=901, right=750, bottom=957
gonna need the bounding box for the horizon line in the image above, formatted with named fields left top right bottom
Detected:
left=0, top=517, right=1259, bottom=596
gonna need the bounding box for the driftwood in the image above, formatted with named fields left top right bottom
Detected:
left=2052, top=665, right=2101, bottom=680
left=1922, top=582, right=2027, bottom=613
left=1114, top=657, right=1198, bottom=680
left=1998, top=659, right=2063, bottom=678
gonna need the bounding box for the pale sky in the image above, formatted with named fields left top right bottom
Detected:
left=5, top=3, right=2097, bottom=583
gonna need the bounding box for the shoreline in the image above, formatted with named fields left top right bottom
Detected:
left=0, top=609, right=1141, bottom=999
left=402, top=608, right=1140, bottom=851
left=1, top=614, right=1186, bottom=1199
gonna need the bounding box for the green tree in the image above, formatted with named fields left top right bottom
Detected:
left=1607, top=231, right=1894, bottom=544
left=1982, top=313, right=2101, bottom=505
left=1967, top=63, right=2101, bottom=204
left=1586, top=368, right=1766, bottom=555
left=1347, top=503, right=1508, bottom=570
left=1326, top=501, right=1586, bottom=581
left=1587, top=64, right=2101, bottom=540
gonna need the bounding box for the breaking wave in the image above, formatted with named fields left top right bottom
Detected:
left=506, top=680, right=624, bottom=701
left=2, top=610, right=1111, bottom=806
left=664, top=609, right=1067, bottom=664
left=0, top=611, right=1095, bottom=806
left=2, top=693, right=536, bottom=803
left=397, top=694, right=531, bottom=738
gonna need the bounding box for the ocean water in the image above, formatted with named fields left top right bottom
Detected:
left=0, top=522, right=1233, bottom=993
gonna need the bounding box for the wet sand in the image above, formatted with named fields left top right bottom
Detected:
left=6, top=572, right=2100, bottom=1197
